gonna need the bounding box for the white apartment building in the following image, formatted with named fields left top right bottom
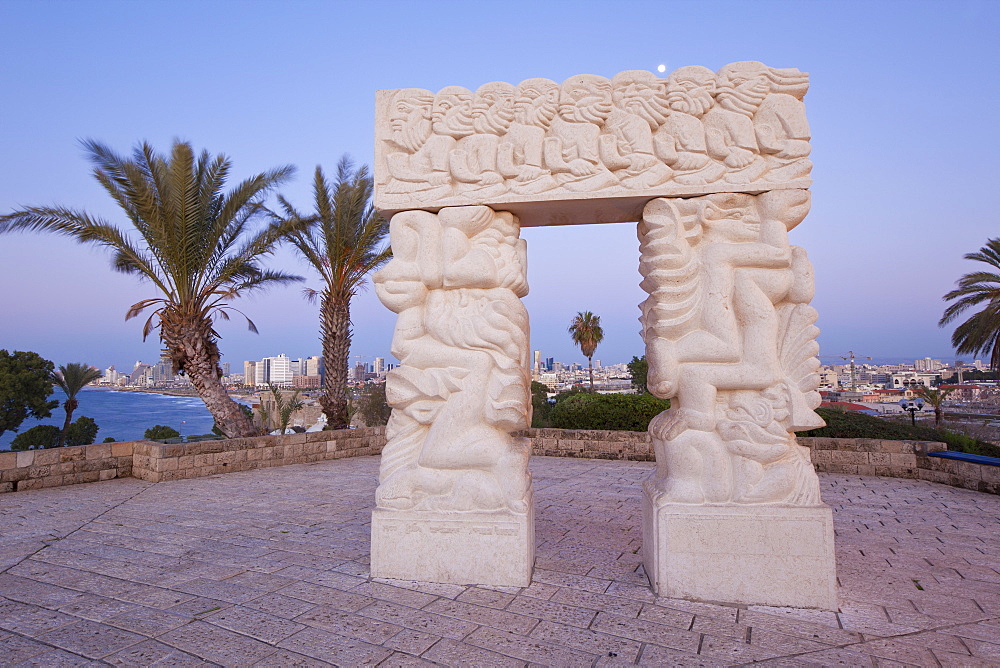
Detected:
left=256, top=354, right=293, bottom=387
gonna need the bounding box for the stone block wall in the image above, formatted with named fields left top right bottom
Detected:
left=519, top=428, right=653, bottom=461
left=131, top=428, right=386, bottom=483
left=0, top=442, right=135, bottom=493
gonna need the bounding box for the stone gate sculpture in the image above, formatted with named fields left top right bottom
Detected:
left=371, top=62, right=837, bottom=609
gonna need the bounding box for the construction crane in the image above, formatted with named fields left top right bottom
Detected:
left=819, top=351, right=872, bottom=391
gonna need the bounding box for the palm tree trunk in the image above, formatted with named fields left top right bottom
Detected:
left=320, top=294, right=351, bottom=430
left=588, top=356, right=595, bottom=391
left=57, top=398, right=77, bottom=448
left=162, top=317, right=257, bottom=438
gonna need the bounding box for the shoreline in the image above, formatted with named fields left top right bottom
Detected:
left=86, top=386, right=256, bottom=402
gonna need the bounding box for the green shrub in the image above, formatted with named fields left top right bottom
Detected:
left=549, top=392, right=669, bottom=431
left=10, top=424, right=61, bottom=450
left=65, top=416, right=98, bottom=447
left=803, top=408, right=1000, bottom=458
left=144, top=425, right=180, bottom=440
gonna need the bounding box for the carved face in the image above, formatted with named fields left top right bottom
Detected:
left=715, top=62, right=770, bottom=114
left=702, top=196, right=760, bottom=243
left=431, top=86, right=475, bottom=138
left=388, top=89, right=433, bottom=153
left=513, top=78, right=559, bottom=128
left=665, top=66, right=716, bottom=117
left=558, top=75, right=612, bottom=125
left=611, top=70, right=666, bottom=129
left=472, top=82, right=516, bottom=135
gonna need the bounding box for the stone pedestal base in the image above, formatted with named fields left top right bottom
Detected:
left=370, top=504, right=534, bottom=587
left=642, top=495, right=837, bottom=609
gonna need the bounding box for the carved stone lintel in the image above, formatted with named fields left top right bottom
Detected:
left=375, top=62, right=810, bottom=226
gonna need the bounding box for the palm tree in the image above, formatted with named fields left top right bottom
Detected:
left=51, top=363, right=103, bottom=448
left=257, top=383, right=305, bottom=434
left=273, top=157, right=390, bottom=429
left=940, top=237, right=1000, bottom=372
left=568, top=311, right=605, bottom=391
left=916, top=386, right=954, bottom=428
left=0, top=140, right=301, bottom=437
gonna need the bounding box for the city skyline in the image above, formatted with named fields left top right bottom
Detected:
left=1, top=1, right=996, bottom=370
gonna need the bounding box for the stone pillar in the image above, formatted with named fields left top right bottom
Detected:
left=371, top=205, right=534, bottom=587
left=638, top=190, right=837, bottom=609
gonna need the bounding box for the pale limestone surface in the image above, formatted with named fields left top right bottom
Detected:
left=374, top=62, right=811, bottom=226
left=1, top=458, right=998, bottom=666
left=637, top=190, right=835, bottom=607
left=372, top=205, right=534, bottom=586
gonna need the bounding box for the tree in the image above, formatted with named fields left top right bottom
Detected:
left=11, top=425, right=61, bottom=450
left=357, top=382, right=391, bottom=427
left=940, top=237, right=1000, bottom=371
left=917, top=386, right=954, bottom=428
left=145, top=425, right=180, bottom=440
left=627, top=355, right=648, bottom=394
left=9, top=416, right=98, bottom=450
left=51, top=363, right=102, bottom=448
left=0, top=350, right=57, bottom=440
left=65, top=416, right=99, bottom=447
left=273, top=158, right=390, bottom=429
left=256, top=383, right=304, bottom=434
left=568, top=311, right=605, bottom=391
left=531, top=381, right=552, bottom=428
left=0, top=140, right=302, bottom=438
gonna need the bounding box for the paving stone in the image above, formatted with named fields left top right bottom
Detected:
left=351, top=580, right=439, bottom=608
left=359, top=600, right=478, bottom=640
left=103, top=638, right=209, bottom=666
left=0, top=633, right=54, bottom=663
left=463, top=626, right=594, bottom=665
left=420, top=637, right=526, bottom=666
left=103, top=605, right=191, bottom=637
left=157, top=619, right=277, bottom=664
left=277, top=626, right=392, bottom=665
left=296, top=604, right=403, bottom=644
left=503, top=595, right=596, bottom=628
left=528, top=620, right=642, bottom=662
left=202, top=604, right=307, bottom=644
left=590, top=611, right=701, bottom=652
left=38, top=619, right=145, bottom=660
left=383, top=627, right=440, bottom=655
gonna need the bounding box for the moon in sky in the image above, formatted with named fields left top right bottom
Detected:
left=657, top=64, right=666, bottom=73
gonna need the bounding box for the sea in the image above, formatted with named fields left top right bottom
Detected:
left=0, top=388, right=220, bottom=450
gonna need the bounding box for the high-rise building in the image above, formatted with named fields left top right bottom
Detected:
left=244, top=360, right=257, bottom=386
left=373, top=357, right=385, bottom=375
left=533, top=350, right=542, bottom=372
left=256, top=354, right=293, bottom=387
left=545, top=356, right=554, bottom=371
left=306, top=356, right=323, bottom=379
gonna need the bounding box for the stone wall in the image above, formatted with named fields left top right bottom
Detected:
left=1, top=428, right=386, bottom=492
left=519, top=428, right=653, bottom=461
left=2, top=428, right=997, bottom=496
left=0, top=442, right=134, bottom=493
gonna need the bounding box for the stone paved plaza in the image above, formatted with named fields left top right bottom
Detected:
left=1, top=456, right=998, bottom=666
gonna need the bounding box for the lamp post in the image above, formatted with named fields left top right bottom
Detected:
left=898, top=398, right=925, bottom=426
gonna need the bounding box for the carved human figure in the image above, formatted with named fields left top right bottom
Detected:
left=543, top=74, right=619, bottom=192
left=729, top=62, right=812, bottom=182
left=382, top=88, right=443, bottom=197
left=374, top=205, right=532, bottom=515
left=702, top=65, right=771, bottom=185
left=638, top=190, right=823, bottom=506
left=448, top=82, right=515, bottom=199
left=598, top=70, right=673, bottom=188
left=653, top=66, right=727, bottom=186
left=497, top=78, right=560, bottom=194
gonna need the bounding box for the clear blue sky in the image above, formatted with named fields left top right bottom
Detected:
left=1, top=0, right=997, bottom=371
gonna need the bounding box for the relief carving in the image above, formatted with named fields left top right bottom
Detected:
left=375, top=62, right=811, bottom=214
left=638, top=190, right=824, bottom=507
left=373, top=205, right=532, bottom=515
